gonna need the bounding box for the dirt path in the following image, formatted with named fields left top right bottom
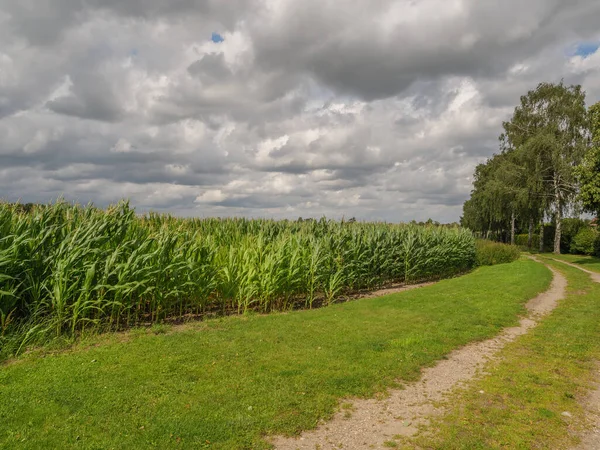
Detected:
left=550, top=258, right=600, bottom=283
left=576, top=365, right=600, bottom=449
left=271, top=260, right=566, bottom=450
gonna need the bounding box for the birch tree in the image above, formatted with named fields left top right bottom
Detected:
left=577, top=102, right=600, bottom=219
left=501, top=82, right=588, bottom=254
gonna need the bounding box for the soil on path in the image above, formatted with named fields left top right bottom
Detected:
left=551, top=258, right=600, bottom=283
left=271, top=259, right=566, bottom=450
left=576, top=365, right=600, bottom=450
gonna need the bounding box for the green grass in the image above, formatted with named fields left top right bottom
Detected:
left=550, top=253, right=600, bottom=273
left=407, top=257, right=600, bottom=449
left=0, top=259, right=551, bottom=449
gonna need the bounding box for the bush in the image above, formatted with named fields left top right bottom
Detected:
left=475, top=240, right=521, bottom=266
left=595, top=233, right=600, bottom=257
left=515, top=234, right=528, bottom=247
left=571, top=228, right=599, bottom=255
left=540, top=219, right=590, bottom=253
left=515, top=233, right=540, bottom=248
left=561, top=218, right=588, bottom=253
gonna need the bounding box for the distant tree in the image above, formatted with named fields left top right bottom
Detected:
left=4, top=202, right=38, bottom=214
left=461, top=151, right=523, bottom=243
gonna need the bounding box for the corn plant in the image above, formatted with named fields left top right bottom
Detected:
left=0, top=200, right=476, bottom=356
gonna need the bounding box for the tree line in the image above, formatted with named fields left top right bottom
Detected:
left=461, top=81, right=600, bottom=254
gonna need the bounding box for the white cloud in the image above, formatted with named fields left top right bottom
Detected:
left=1, top=0, right=600, bottom=222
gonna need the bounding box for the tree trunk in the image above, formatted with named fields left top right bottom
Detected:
left=527, top=218, right=533, bottom=248
left=554, top=210, right=562, bottom=254
left=554, top=176, right=562, bottom=254
left=510, top=212, right=515, bottom=245
left=539, top=219, right=544, bottom=253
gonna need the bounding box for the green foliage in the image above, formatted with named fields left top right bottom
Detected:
left=570, top=227, right=598, bottom=255
left=538, top=219, right=589, bottom=253
left=460, top=152, right=526, bottom=237
left=464, top=81, right=590, bottom=254
left=514, top=234, right=528, bottom=246
left=576, top=102, right=600, bottom=218
left=475, top=240, right=520, bottom=266
left=0, top=260, right=551, bottom=449
left=561, top=217, right=588, bottom=253
left=577, top=146, right=600, bottom=218
left=515, top=233, right=540, bottom=248
left=0, top=200, right=476, bottom=356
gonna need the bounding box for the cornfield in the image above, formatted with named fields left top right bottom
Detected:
left=0, top=201, right=476, bottom=352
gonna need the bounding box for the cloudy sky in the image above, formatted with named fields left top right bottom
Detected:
left=1, top=1, right=600, bottom=222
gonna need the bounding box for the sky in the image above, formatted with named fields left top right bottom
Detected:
left=1, top=1, right=600, bottom=223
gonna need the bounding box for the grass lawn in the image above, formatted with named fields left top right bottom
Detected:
left=0, top=259, right=551, bottom=449
left=550, top=253, right=600, bottom=273
left=406, top=257, right=600, bottom=449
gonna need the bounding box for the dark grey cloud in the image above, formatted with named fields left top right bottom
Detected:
left=1, top=0, right=258, bottom=44
left=1, top=0, right=600, bottom=222
left=188, top=53, right=232, bottom=81
left=47, top=74, right=124, bottom=122
left=249, top=0, right=600, bottom=100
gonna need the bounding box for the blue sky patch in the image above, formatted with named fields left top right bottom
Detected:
left=211, top=32, right=224, bottom=43
left=573, top=42, right=599, bottom=57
